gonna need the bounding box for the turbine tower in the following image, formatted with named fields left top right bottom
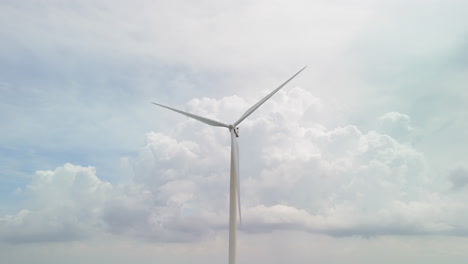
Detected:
left=152, top=66, right=306, bottom=264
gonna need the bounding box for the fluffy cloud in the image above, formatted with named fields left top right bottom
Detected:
left=2, top=87, right=467, bottom=244
left=0, top=162, right=216, bottom=244
left=0, top=164, right=109, bottom=243
left=377, top=112, right=413, bottom=141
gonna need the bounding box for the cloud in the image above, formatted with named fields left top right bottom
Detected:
left=0, top=162, right=216, bottom=244
left=0, top=164, right=109, bottom=243
left=377, top=112, right=413, bottom=141
left=3, top=87, right=468, bottom=244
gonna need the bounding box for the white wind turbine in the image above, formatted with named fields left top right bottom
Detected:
left=152, top=66, right=306, bottom=264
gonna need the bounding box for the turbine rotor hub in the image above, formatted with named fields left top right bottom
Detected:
left=229, top=125, right=240, bottom=137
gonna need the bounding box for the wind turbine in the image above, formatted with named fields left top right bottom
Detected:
left=152, top=66, right=306, bottom=264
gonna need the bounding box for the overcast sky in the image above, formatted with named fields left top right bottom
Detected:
left=1, top=0, right=468, bottom=263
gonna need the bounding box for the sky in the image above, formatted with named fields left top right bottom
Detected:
left=1, top=0, right=468, bottom=263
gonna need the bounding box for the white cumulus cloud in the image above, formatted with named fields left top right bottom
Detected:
left=3, top=87, right=468, bottom=245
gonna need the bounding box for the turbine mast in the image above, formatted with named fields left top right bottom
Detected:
left=229, top=129, right=239, bottom=264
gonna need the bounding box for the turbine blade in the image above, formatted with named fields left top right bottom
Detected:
left=233, top=66, right=307, bottom=126
left=231, top=130, right=241, bottom=225
left=152, top=102, right=229, bottom=128
left=229, top=130, right=238, bottom=264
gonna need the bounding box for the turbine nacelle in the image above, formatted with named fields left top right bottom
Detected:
left=229, top=125, right=240, bottom=138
